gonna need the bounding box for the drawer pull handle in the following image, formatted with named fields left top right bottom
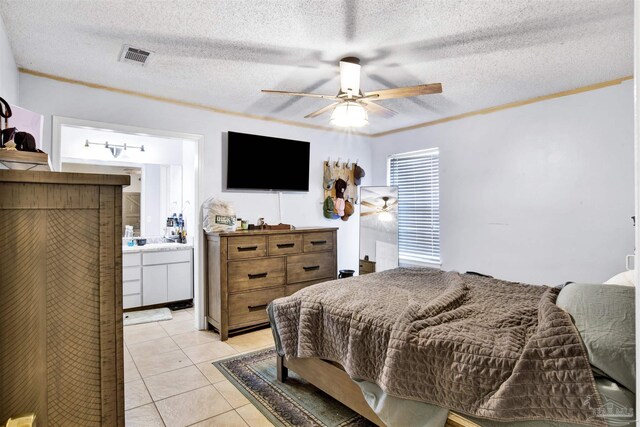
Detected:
left=303, top=265, right=320, bottom=272
left=248, top=272, right=268, bottom=279
left=237, top=245, right=258, bottom=252
left=276, top=243, right=295, bottom=248
left=248, top=304, right=268, bottom=312
left=310, top=240, right=327, bottom=245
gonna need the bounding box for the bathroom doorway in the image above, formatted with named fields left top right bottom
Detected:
left=52, top=116, right=206, bottom=329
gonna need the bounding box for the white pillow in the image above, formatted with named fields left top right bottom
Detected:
left=604, top=270, right=636, bottom=287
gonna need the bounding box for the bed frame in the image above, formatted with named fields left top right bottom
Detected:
left=276, top=355, right=479, bottom=427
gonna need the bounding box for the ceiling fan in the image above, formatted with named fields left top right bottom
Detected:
left=361, top=196, right=397, bottom=218
left=262, top=57, right=442, bottom=127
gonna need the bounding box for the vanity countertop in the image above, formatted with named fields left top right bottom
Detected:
left=123, top=243, right=193, bottom=253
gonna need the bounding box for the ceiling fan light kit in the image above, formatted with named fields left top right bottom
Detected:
left=361, top=195, right=398, bottom=220
left=338, top=56, right=361, bottom=93
left=330, top=101, right=368, bottom=128
left=262, top=56, right=442, bottom=128
left=378, top=210, right=393, bottom=222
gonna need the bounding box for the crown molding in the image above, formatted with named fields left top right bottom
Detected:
left=368, top=75, right=633, bottom=138
left=18, top=68, right=369, bottom=137
left=19, top=68, right=632, bottom=139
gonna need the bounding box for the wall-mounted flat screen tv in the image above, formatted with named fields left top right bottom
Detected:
left=226, top=131, right=310, bottom=192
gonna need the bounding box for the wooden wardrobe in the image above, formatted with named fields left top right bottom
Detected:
left=0, top=170, right=129, bottom=426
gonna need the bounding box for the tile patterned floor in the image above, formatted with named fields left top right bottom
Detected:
left=124, top=308, right=275, bottom=427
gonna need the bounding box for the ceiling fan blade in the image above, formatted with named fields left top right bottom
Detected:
left=360, top=211, right=379, bottom=217
left=386, top=199, right=398, bottom=207
left=361, top=200, right=378, bottom=209
left=364, top=83, right=442, bottom=100
left=360, top=101, right=397, bottom=118
left=304, top=102, right=340, bottom=119
left=261, top=90, right=337, bottom=100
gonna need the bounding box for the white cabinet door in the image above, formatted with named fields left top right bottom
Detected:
left=167, top=262, right=193, bottom=301
left=143, top=265, right=168, bottom=306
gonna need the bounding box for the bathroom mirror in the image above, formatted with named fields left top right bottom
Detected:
left=359, top=186, right=399, bottom=275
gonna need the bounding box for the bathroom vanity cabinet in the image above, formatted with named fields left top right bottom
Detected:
left=122, top=245, right=193, bottom=309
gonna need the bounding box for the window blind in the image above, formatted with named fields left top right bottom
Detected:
left=388, top=148, right=440, bottom=264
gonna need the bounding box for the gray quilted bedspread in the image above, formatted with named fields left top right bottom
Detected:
left=270, top=268, right=605, bottom=426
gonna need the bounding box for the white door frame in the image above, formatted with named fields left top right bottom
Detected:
left=52, top=116, right=208, bottom=330
left=634, top=0, right=639, bottom=410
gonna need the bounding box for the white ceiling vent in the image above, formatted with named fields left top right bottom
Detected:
left=119, top=45, right=153, bottom=66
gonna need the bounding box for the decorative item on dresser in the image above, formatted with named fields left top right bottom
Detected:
left=0, top=170, right=128, bottom=426
left=205, top=227, right=337, bottom=340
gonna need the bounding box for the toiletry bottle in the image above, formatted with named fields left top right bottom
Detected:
left=172, top=213, right=178, bottom=239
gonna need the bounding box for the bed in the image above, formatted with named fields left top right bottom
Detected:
left=269, top=267, right=635, bottom=427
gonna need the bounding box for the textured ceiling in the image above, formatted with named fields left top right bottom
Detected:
left=0, top=0, right=634, bottom=134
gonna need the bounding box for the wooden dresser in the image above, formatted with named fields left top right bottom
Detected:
left=0, top=170, right=128, bottom=426
left=205, top=227, right=337, bottom=340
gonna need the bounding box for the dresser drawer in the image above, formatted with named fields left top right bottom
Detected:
left=227, top=236, right=267, bottom=259
left=303, top=232, right=334, bottom=252
left=285, top=278, right=329, bottom=296
left=229, top=287, right=284, bottom=328
left=268, top=234, right=302, bottom=256
left=228, top=257, right=285, bottom=293
left=287, top=252, right=335, bottom=283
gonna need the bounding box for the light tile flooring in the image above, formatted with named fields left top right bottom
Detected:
left=124, top=308, right=276, bottom=427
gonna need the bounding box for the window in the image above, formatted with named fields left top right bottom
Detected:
left=388, top=148, right=440, bottom=264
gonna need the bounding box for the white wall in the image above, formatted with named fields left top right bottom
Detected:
left=19, top=73, right=371, bottom=271
left=0, top=16, right=17, bottom=104
left=371, top=80, right=635, bottom=285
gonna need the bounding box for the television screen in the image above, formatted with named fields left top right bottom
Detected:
left=226, top=131, right=310, bottom=192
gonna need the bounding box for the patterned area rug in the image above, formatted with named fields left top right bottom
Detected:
left=214, top=348, right=373, bottom=427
